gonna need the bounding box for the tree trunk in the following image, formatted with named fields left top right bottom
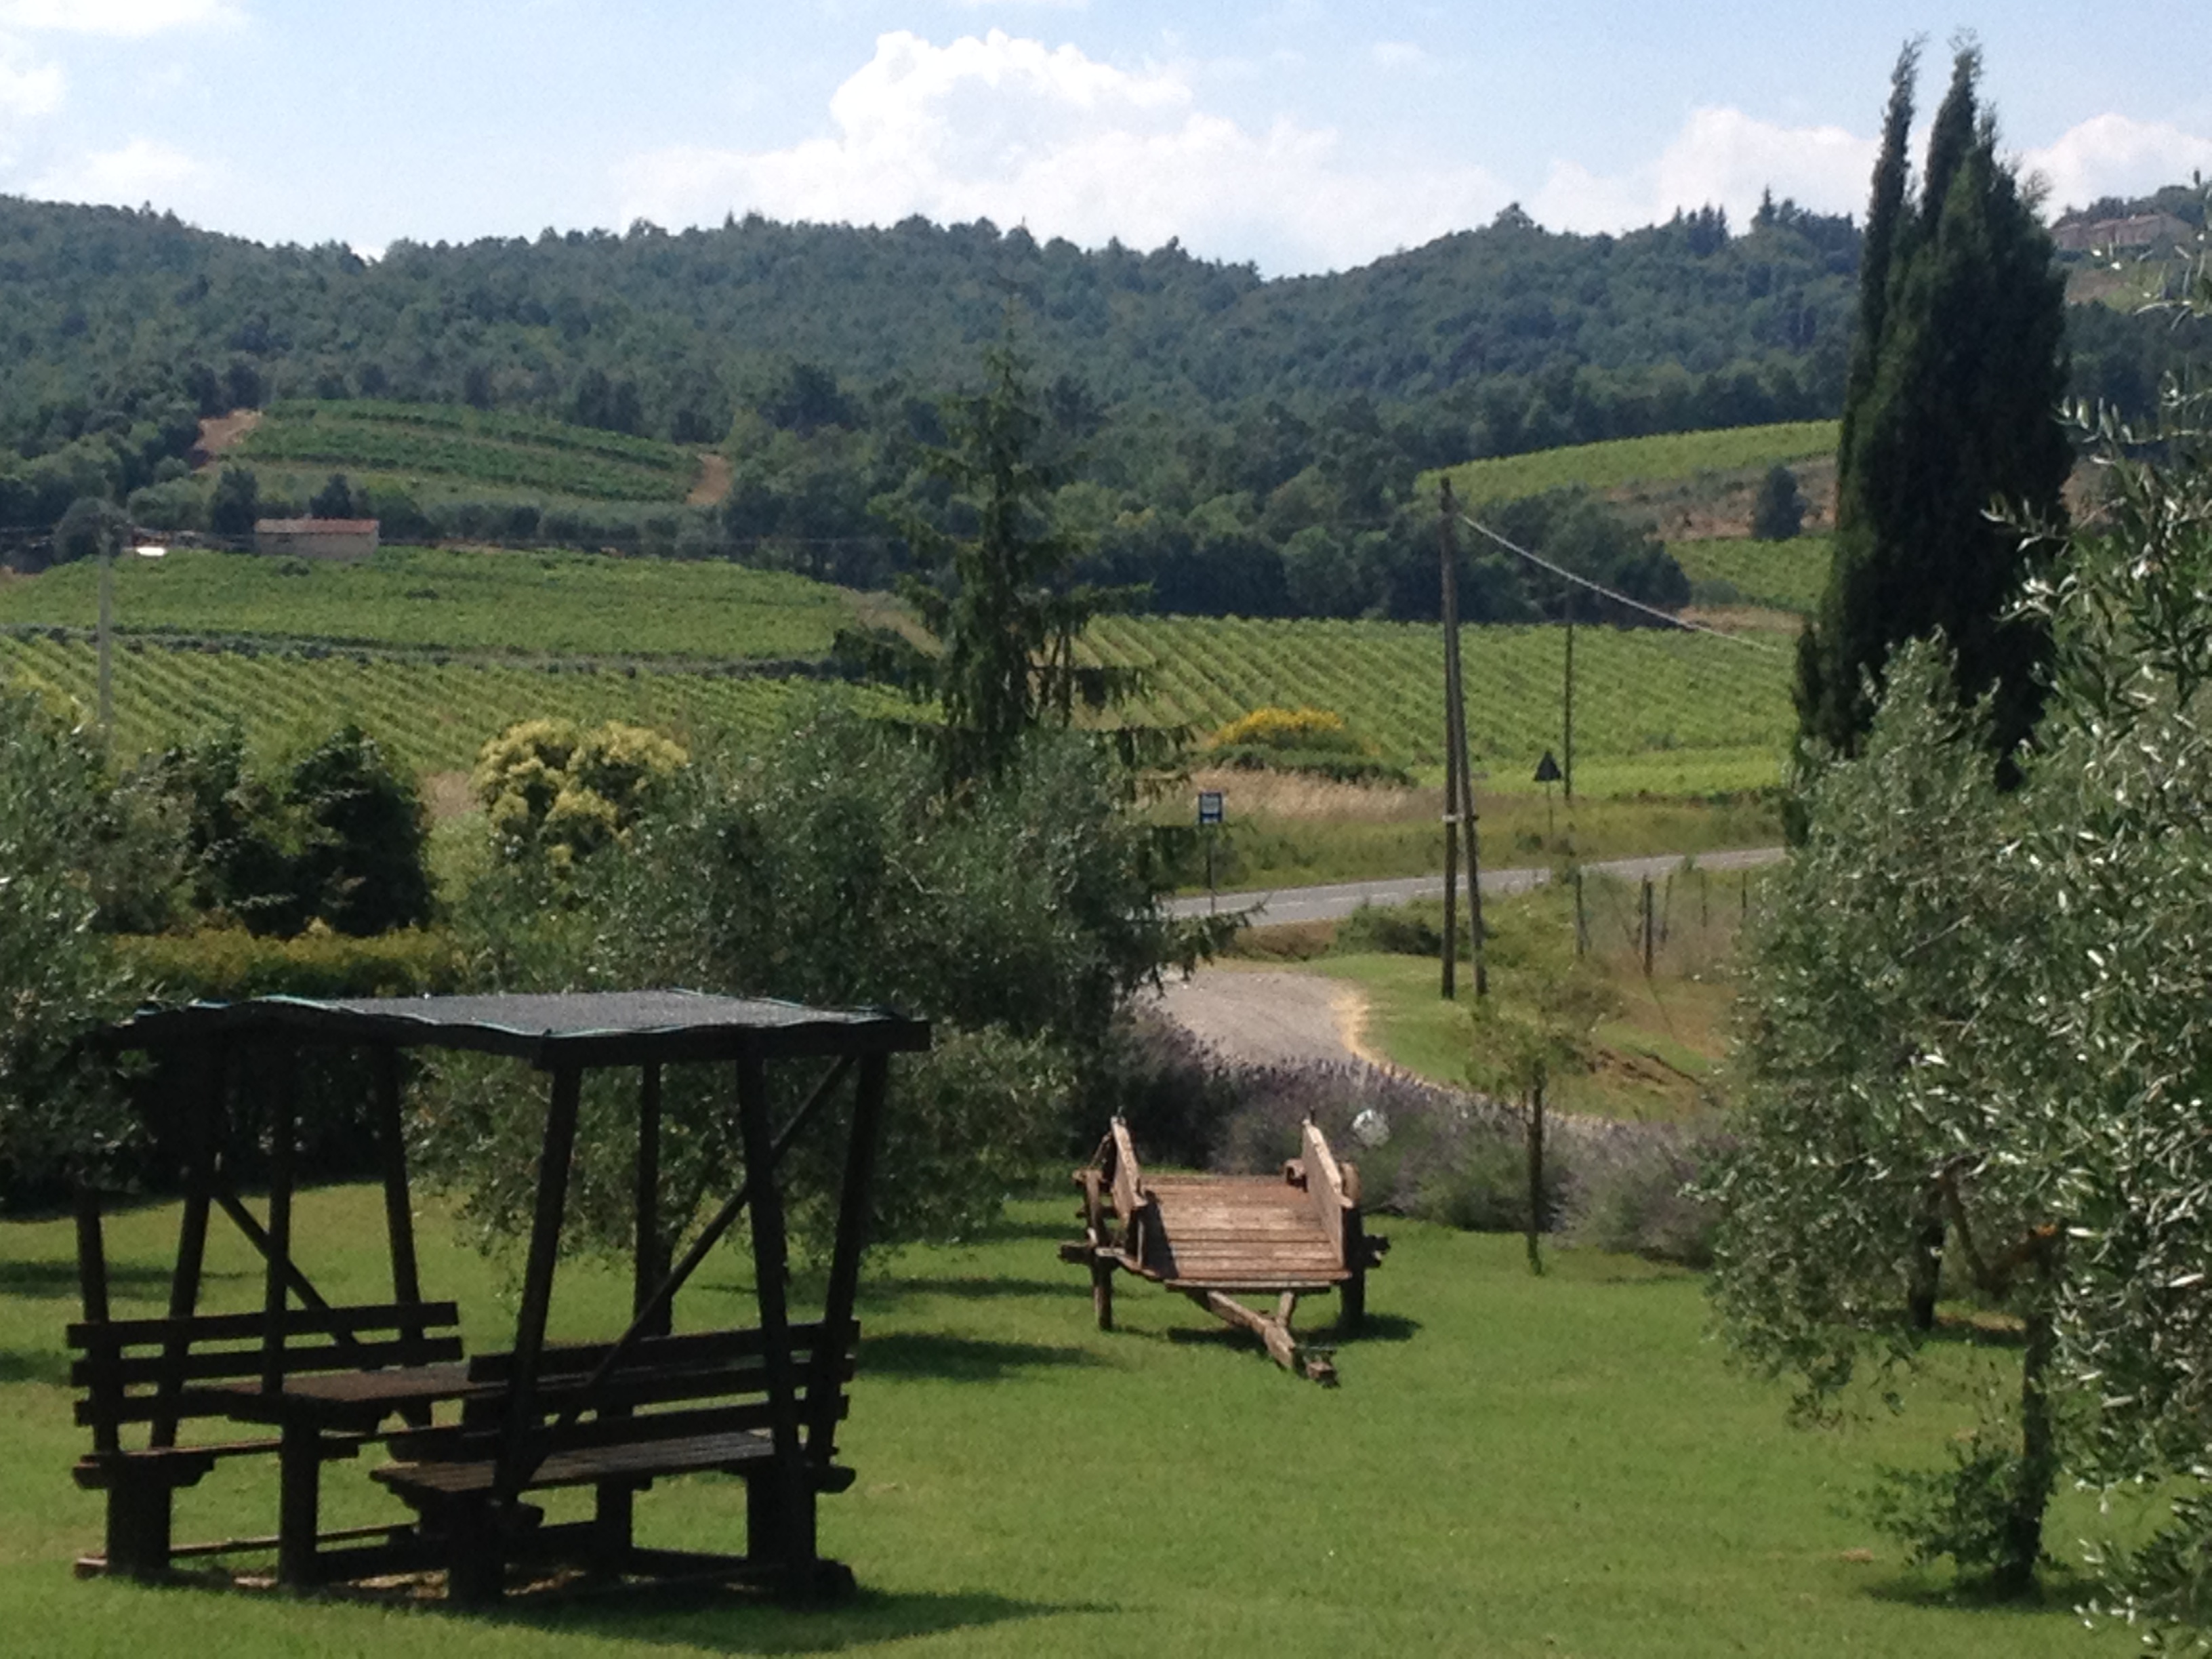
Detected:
left=1906, top=1212, right=1945, bottom=1331
left=1996, top=1268, right=2060, bottom=1597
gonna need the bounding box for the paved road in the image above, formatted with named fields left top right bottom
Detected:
left=1166, top=845, right=1786, bottom=926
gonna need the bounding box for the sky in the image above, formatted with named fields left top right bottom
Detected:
left=1, top=1, right=2208, bottom=277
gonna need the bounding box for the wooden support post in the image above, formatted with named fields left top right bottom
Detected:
left=735, top=1053, right=816, bottom=1589
left=495, top=1063, right=582, bottom=1511
left=155, top=1042, right=222, bottom=1452
left=813, top=1054, right=886, bottom=1469
left=634, top=1062, right=665, bottom=1334
left=373, top=1046, right=424, bottom=1341
left=74, top=1187, right=123, bottom=1464
left=276, top=1420, right=323, bottom=1589
left=262, top=1048, right=295, bottom=1398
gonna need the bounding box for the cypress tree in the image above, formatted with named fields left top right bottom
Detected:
left=1795, top=43, right=2072, bottom=765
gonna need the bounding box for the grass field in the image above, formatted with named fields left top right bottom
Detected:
left=0, top=1183, right=2148, bottom=1657
left=239, top=401, right=699, bottom=504
left=1428, top=421, right=1839, bottom=507
left=1285, top=874, right=1759, bottom=1115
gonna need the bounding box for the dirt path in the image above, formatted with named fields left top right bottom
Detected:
left=190, top=408, right=261, bottom=470
left=1150, top=966, right=1387, bottom=1070
left=687, top=451, right=733, bottom=506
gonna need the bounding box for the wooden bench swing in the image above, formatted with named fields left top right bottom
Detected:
left=1060, top=1118, right=1387, bottom=1383
left=72, top=989, right=928, bottom=1605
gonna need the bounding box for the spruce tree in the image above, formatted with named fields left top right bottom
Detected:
left=1795, top=43, right=2072, bottom=765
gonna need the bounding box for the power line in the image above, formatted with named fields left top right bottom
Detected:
left=1458, top=512, right=1785, bottom=652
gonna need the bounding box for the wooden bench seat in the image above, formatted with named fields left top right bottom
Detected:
left=368, top=1320, right=857, bottom=1601
left=378, top=1429, right=859, bottom=1499
left=68, top=1300, right=462, bottom=1579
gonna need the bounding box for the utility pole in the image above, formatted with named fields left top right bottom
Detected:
left=1561, top=589, right=1576, bottom=804
left=97, top=521, right=115, bottom=732
left=1439, top=485, right=1460, bottom=1000
left=1439, top=478, right=1488, bottom=998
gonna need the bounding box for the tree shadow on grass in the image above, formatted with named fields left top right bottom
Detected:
left=482, top=1584, right=1097, bottom=1652
left=0, top=1258, right=174, bottom=1300
left=863, top=1275, right=1072, bottom=1304
left=0, top=1347, right=71, bottom=1387
left=1860, top=1562, right=2099, bottom=1615
left=858, top=1331, right=1105, bottom=1382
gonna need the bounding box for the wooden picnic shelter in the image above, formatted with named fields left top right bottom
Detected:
left=70, top=989, right=929, bottom=1604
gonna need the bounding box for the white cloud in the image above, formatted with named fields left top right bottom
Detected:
left=2022, top=114, right=2212, bottom=213
left=615, top=29, right=1507, bottom=274
left=30, top=136, right=204, bottom=203
left=1532, top=106, right=1875, bottom=234
left=0, top=0, right=241, bottom=35
left=1370, top=41, right=1428, bottom=70
left=0, top=36, right=62, bottom=163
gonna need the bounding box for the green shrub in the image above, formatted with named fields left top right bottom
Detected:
left=117, top=927, right=465, bottom=1002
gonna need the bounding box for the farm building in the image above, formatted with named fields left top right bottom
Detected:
left=253, top=517, right=380, bottom=560
left=2051, top=210, right=2190, bottom=253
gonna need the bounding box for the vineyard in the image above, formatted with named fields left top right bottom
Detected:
left=0, top=533, right=1799, bottom=795
left=1671, top=533, right=1833, bottom=615
left=238, top=401, right=700, bottom=502
left=1432, top=419, right=1838, bottom=506
left=0, top=547, right=853, bottom=662
left=0, top=631, right=840, bottom=776
left=1088, top=613, right=1794, bottom=792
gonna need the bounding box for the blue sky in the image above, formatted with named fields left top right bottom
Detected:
left=3, top=1, right=2208, bottom=274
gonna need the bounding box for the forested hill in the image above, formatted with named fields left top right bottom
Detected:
left=3, top=195, right=1860, bottom=454
left=3, top=190, right=2198, bottom=624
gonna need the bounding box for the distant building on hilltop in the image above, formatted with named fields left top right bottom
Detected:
left=2051, top=211, right=2190, bottom=254
left=253, top=517, right=380, bottom=561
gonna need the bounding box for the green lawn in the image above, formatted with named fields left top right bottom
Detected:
left=0, top=1185, right=2150, bottom=1656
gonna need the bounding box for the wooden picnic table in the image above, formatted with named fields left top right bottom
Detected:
left=75, top=989, right=929, bottom=1604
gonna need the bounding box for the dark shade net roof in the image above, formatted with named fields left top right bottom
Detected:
left=104, top=989, right=930, bottom=1067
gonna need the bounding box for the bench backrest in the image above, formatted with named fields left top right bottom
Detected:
left=68, top=1302, right=463, bottom=1446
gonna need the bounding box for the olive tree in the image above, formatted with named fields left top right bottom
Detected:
left=1715, top=252, right=2212, bottom=1607
left=0, top=684, right=134, bottom=1203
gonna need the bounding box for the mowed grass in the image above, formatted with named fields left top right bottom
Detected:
left=0, top=1184, right=2143, bottom=1656
left=0, top=546, right=853, bottom=662
left=1428, top=421, right=1839, bottom=506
